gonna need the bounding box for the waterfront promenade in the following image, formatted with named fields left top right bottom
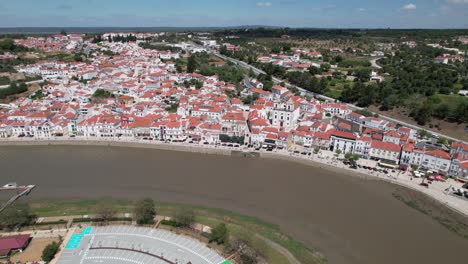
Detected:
left=1, top=137, right=467, bottom=218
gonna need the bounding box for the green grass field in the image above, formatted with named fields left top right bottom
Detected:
left=28, top=199, right=326, bottom=264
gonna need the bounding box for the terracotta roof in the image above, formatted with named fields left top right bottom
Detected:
left=371, top=140, right=401, bottom=152
left=426, top=149, right=451, bottom=160
left=0, top=234, right=30, bottom=251
left=329, top=129, right=356, bottom=140
left=452, top=142, right=468, bottom=151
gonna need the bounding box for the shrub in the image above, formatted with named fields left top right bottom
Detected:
left=42, top=241, right=59, bottom=262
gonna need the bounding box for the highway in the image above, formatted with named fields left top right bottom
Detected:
left=212, top=51, right=467, bottom=144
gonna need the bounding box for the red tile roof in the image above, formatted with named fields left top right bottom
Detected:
left=452, top=142, right=468, bottom=151
left=329, top=129, right=356, bottom=140
left=371, top=140, right=401, bottom=152
left=0, top=234, right=30, bottom=251
left=426, top=149, right=451, bottom=160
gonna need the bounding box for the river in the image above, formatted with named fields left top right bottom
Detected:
left=0, top=145, right=467, bottom=264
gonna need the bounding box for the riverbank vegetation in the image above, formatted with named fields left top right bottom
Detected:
left=212, top=28, right=468, bottom=127
left=187, top=52, right=246, bottom=83
left=392, top=188, right=468, bottom=239
left=0, top=82, right=28, bottom=99
left=24, top=199, right=326, bottom=264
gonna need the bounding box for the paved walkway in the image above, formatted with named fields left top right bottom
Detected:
left=256, top=234, right=301, bottom=264
left=287, top=149, right=468, bottom=218
left=1, top=137, right=467, bottom=217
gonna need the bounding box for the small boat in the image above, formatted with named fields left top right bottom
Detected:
left=2, top=182, right=17, bottom=188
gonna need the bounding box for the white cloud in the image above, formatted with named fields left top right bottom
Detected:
left=446, top=0, right=468, bottom=4
left=402, top=3, right=417, bottom=10
left=357, top=7, right=365, bottom=12
left=256, top=2, right=272, bottom=7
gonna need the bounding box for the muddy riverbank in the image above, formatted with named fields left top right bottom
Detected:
left=0, top=145, right=467, bottom=264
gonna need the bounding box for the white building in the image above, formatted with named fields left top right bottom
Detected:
left=329, top=130, right=356, bottom=154
left=270, top=100, right=300, bottom=132
left=369, top=140, right=401, bottom=164
left=420, top=149, right=452, bottom=173
left=354, top=137, right=371, bottom=158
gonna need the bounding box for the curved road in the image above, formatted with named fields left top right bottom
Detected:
left=0, top=79, right=43, bottom=89
left=370, top=57, right=383, bottom=69
left=213, top=52, right=467, bottom=144
left=2, top=145, right=467, bottom=264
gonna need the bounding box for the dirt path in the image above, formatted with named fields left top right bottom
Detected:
left=256, top=234, right=302, bottom=264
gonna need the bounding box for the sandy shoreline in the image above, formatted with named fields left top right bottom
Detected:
left=2, top=139, right=468, bottom=264
left=1, top=138, right=467, bottom=219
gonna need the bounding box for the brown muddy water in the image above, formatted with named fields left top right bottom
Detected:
left=0, top=145, right=467, bottom=264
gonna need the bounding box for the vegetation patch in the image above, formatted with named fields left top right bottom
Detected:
left=27, top=199, right=326, bottom=264
left=392, top=189, right=468, bottom=239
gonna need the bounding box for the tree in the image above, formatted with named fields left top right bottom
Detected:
left=248, top=68, right=256, bottom=78
left=313, top=147, right=320, bottom=154
left=437, top=137, right=448, bottom=145
left=412, top=102, right=434, bottom=125
left=42, top=241, right=60, bottom=262
left=134, top=198, right=156, bottom=225
left=355, top=68, right=371, bottom=81
left=335, top=149, right=342, bottom=155
left=320, top=63, right=331, bottom=72
left=0, top=203, right=35, bottom=230
left=0, top=38, right=15, bottom=51
left=209, top=223, right=228, bottom=244
left=92, top=89, right=113, bottom=98
left=334, top=55, right=343, bottom=63
left=187, top=54, right=196, bottom=73
left=60, top=29, right=67, bottom=36
left=173, top=208, right=195, bottom=227
left=0, top=82, right=29, bottom=99
left=309, top=66, right=320, bottom=75
left=417, top=129, right=431, bottom=139
left=451, top=100, right=468, bottom=123
left=227, top=238, right=258, bottom=264
left=96, top=204, right=117, bottom=223
left=74, top=53, right=83, bottom=62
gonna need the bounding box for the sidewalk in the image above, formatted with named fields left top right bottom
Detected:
left=1, top=137, right=467, bottom=217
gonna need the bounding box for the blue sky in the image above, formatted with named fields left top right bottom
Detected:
left=0, top=0, right=467, bottom=28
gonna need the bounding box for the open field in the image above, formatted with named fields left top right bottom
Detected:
left=27, top=199, right=319, bottom=264
left=1, top=145, right=467, bottom=264
left=10, top=237, right=59, bottom=263
left=369, top=105, right=468, bottom=141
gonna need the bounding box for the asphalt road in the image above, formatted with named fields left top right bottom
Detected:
left=0, top=79, right=43, bottom=89
left=212, top=51, right=467, bottom=143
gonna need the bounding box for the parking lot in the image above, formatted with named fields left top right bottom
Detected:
left=57, top=226, right=226, bottom=264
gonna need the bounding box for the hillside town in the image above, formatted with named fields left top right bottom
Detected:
left=0, top=34, right=467, bottom=182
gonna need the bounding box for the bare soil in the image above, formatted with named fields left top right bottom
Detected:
left=10, top=237, right=59, bottom=263
left=369, top=105, right=468, bottom=141
left=1, top=146, right=467, bottom=264
left=0, top=83, right=40, bottom=103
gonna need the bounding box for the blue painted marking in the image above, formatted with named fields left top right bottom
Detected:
left=82, top=227, right=92, bottom=235
left=65, top=234, right=83, bottom=249
left=64, top=227, right=93, bottom=249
